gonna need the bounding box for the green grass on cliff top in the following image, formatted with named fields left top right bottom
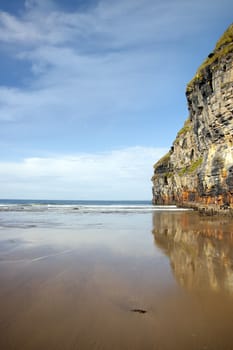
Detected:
left=153, top=151, right=170, bottom=169
left=187, top=23, right=233, bottom=91
left=215, top=24, right=233, bottom=50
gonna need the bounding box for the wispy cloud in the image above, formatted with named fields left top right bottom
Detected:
left=0, top=0, right=216, bottom=49
left=0, top=147, right=167, bottom=199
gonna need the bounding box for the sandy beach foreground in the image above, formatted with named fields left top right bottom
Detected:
left=0, top=208, right=233, bottom=349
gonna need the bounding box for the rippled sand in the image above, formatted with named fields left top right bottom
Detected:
left=0, top=211, right=233, bottom=349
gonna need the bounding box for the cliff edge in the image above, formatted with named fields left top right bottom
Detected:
left=152, top=24, right=233, bottom=209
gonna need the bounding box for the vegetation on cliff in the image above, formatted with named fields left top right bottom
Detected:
left=178, top=158, right=203, bottom=176
left=175, top=118, right=191, bottom=140
left=187, top=24, right=233, bottom=92
left=153, top=152, right=171, bottom=169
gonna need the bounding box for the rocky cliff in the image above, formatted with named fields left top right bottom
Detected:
left=152, top=24, right=233, bottom=208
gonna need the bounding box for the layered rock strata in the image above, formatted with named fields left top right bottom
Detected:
left=152, top=24, right=233, bottom=208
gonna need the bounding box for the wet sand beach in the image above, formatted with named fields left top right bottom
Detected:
left=0, top=208, right=233, bottom=349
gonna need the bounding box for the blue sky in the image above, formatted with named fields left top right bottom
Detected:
left=0, top=0, right=232, bottom=200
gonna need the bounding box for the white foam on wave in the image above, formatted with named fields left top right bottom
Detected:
left=0, top=203, right=191, bottom=213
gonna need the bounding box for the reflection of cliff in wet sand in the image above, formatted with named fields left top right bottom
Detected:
left=152, top=211, right=233, bottom=294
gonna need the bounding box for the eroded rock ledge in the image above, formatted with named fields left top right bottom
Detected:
left=152, top=24, right=233, bottom=212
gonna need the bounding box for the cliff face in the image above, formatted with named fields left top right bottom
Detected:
left=152, top=24, right=233, bottom=207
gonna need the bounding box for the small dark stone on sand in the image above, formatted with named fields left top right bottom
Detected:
left=131, top=308, right=147, bottom=314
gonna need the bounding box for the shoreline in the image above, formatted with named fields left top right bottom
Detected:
left=178, top=202, right=233, bottom=217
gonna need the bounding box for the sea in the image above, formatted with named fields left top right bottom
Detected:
left=0, top=198, right=184, bottom=212
left=0, top=199, right=232, bottom=349
left=0, top=199, right=187, bottom=228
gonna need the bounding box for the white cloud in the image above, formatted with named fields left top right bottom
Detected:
left=0, top=147, right=167, bottom=200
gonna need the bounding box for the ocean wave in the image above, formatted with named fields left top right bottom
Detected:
left=0, top=203, right=190, bottom=213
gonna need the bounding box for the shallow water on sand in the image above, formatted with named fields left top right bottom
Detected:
left=0, top=209, right=233, bottom=349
